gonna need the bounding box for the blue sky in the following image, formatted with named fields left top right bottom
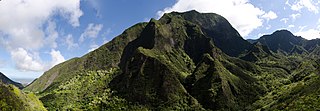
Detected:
left=0, top=0, right=319, bottom=81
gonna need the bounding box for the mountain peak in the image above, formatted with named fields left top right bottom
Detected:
left=161, top=10, right=251, bottom=57
left=272, top=30, right=294, bottom=36
left=257, top=30, right=306, bottom=53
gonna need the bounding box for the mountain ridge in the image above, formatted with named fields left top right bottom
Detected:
left=24, top=10, right=320, bottom=110
left=0, top=72, right=23, bottom=89
left=249, top=29, right=320, bottom=56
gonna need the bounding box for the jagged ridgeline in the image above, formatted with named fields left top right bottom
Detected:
left=24, top=10, right=320, bottom=110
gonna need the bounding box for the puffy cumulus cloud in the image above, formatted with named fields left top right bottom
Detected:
left=10, top=48, right=66, bottom=72
left=0, top=0, right=82, bottom=72
left=49, top=49, right=65, bottom=68
left=10, top=48, right=44, bottom=72
left=0, top=0, right=82, bottom=50
left=295, top=29, right=320, bottom=40
left=287, top=0, right=319, bottom=13
left=262, top=11, right=278, bottom=21
left=79, top=23, right=103, bottom=43
left=157, top=0, right=273, bottom=37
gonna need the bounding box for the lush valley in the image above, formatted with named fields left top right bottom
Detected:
left=0, top=10, right=318, bottom=110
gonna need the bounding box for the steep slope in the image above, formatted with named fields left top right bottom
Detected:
left=24, top=10, right=320, bottom=111
left=0, top=72, right=23, bottom=89
left=290, top=45, right=309, bottom=55
left=309, top=45, right=320, bottom=58
left=240, top=42, right=273, bottom=62
left=0, top=82, right=46, bottom=111
left=172, top=10, right=251, bottom=57
left=26, top=10, right=264, bottom=110
left=110, top=12, right=263, bottom=110
left=247, top=39, right=258, bottom=44
left=25, top=23, right=148, bottom=92
left=257, top=30, right=306, bottom=54
left=304, top=38, right=320, bottom=51
left=256, top=30, right=320, bottom=58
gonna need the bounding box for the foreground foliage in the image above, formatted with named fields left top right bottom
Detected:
left=0, top=83, right=46, bottom=111
left=39, top=68, right=147, bottom=110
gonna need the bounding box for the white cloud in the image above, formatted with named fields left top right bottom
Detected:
left=157, top=0, right=267, bottom=37
left=49, top=49, right=65, bottom=68
left=280, top=18, right=289, bottom=24
left=65, top=34, right=78, bottom=50
left=10, top=48, right=44, bottom=72
left=288, top=25, right=295, bottom=28
left=45, top=20, right=58, bottom=49
left=0, top=0, right=82, bottom=72
left=290, top=13, right=301, bottom=20
left=287, top=0, right=319, bottom=13
left=0, top=0, right=82, bottom=50
left=10, top=48, right=66, bottom=72
left=79, top=23, right=103, bottom=43
left=298, top=25, right=307, bottom=31
left=262, top=11, right=278, bottom=20
left=295, top=28, right=320, bottom=40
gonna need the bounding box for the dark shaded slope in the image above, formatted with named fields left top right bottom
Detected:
left=0, top=72, right=23, bottom=89
left=304, top=39, right=320, bottom=51
left=169, top=10, right=251, bottom=57
left=309, top=45, right=320, bottom=58
left=186, top=54, right=264, bottom=110
left=240, top=42, right=273, bottom=62
left=290, top=45, right=308, bottom=55
left=247, top=39, right=258, bottom=44
left=257, top=30, right=306, bottom=53
left=111, top=13, right=263, bottom=110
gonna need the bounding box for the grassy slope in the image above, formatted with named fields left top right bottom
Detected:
left=24, top=23, right=147, bottom=92
left=0, top=83, right=46, bottom=111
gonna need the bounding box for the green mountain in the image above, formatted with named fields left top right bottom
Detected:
left=0, top=72, right=23, bottom=89
left=309, top=45, right=320, bottom=58
left=254, top=30, right=320, bottom=57
left=240, top=42, right=273, bottom=62
left=24, top=10, right=320, bottom=110
left=256, top=30, right=306, bottom=54
left=304, top=39, right=320, bottom=51
left=0, top=82, right=46, bottom=111
left=176, top=10, right=252, bottom=57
